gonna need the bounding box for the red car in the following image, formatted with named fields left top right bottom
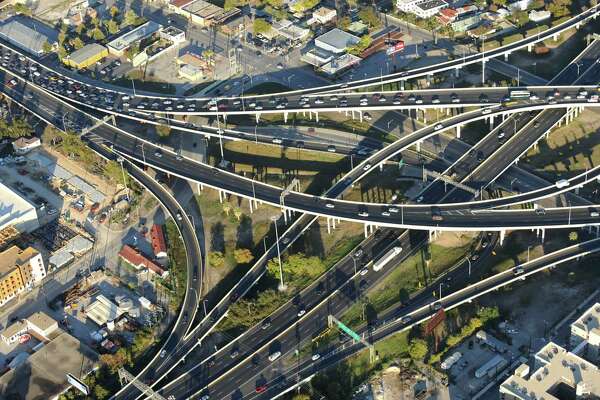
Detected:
left=255, top=385, right=267, bottom=394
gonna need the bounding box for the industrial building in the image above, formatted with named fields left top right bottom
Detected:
left=107, top=20, right=162, bottom=56
left=0, top=16, right=58, bottom=56
left=63, top=43, right=108, bottom=70
left=151, top=224, right=168, bottom=259
left=0, top=245, right=46, bottom=306
left=169, top=0, right=239, bottom=27
left=0, top=181, right=39, bottom=233
left=86, top=294, right=123, bottom=326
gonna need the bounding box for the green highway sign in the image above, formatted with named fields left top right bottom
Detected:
left=336, top=320, right=361, bottom=342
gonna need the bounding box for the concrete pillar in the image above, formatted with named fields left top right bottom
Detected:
left=553, top=33, right=558, bottom=41
left=446, top=108, right=450, bottom=116
left=596, top=226, right=599, bottom=237
left=327, top=217, right=331, bottom=234
left=527, top=44, right=533, bottom=52
left=282, top=208, right=287, bottom=224
left=284, top=111, right=288, bottom=123
left=504, top=52, right=509, bottom=62
left=309, top=111, right=312, bottom=120
left=416, top=140, right=421, bottom=152
left=489, top=115, right=494, bottom=129
left=400, top=80, right=405, bottom=91
left=502, top=113, right=506, bottom=122
left=359, top=111, right=363, bottom=123
left=364, top=223, right=368, bottom=238
left=351, top=110, right=355, bottom=120
left=197, top=182, right=203, bottom=192
left=255, top=113, right=260, bottom=123
left=370, top=224, right=374, bottom=234
left=218, top=190, right=223, bottom=203
left=500, top=230, right=505, bottom=245
left=541, top=228, right=545, bottom=243
left=315, top=112, right=319, bottom=123
left=455, top=68, right=460, bottom=78
left=379, top=162, right=384, bottom=171
left=456, top=125, right=461, bottom=138
left=249, top=198, right=253, bottom=213
left=429, top=230, right=433, bottom=242
left=423, top=111, right=427, bottom=124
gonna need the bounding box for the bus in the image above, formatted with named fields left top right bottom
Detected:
left=509, top=90, right=531, bottom=99
left=373, top=246, right=402, bottom=271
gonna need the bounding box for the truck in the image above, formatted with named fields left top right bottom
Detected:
left=373, top=246, right=402, bottom=272
left=475, top=354, right=508, bottom=378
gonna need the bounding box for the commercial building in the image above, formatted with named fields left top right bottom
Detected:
left=397, top=0, right=448, bottom=18
left=500, top=342, right=600, bottom=399
left=0, top=332, right=99, bottom=400
left=0, top=16, right=58, bottom=56
left=107, top=20, right=163, bottom=56
left=319, top=52, right=361, bottom=76
left=177, top=52, right=209, bottom=80
left=438, top=5, right=482, bottom=31
left=0, top=225, right=20, bottom=251
left=151, top=224, right=168, bottom=259
left=118, top=245, right=168, bottom=278
left=0, top=245, right=45, bottom=306
left=272, top=19, right=310, bottom=42
left=1, top=320, right=28, bottom=345
left=159, top=25, right=186, bottom=44
left=171, top=0, right=231, bottom=27
left=0, top=181, right=39, bottom=233
left=12, top=136, right=41, bottom=154
left=570, top=302, right=600, bottom=363
left=529, top=9, right=551, bottom=22
left=62, top=43, right=108, bottom=70
left=314, top=28, right=360, bottom=54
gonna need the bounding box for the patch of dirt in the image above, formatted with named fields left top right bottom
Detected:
left=434, top=231, right=477, bottom=248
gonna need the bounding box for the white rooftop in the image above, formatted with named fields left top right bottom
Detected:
left=0, top=181, right=39, bottom=233
left=500, top=342, right=600, bottom=400
left=107, top=20, right=162, bottom=52
left=572, top=302, right=600, bottom=339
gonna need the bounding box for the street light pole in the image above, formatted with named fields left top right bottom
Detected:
left=271, top=216, right=286, bottom=291
left=466, top=256, right=472, bottom=277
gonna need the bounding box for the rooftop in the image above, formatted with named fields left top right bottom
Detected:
left=119, top=245, right=167, bottom=277
left=315, top=28, right=360, bottom=51
left=0, top=245, right=39, bottom=277
left=1, top=320, right=27, bottom=339
left=0, top=16, right=58, bottom=55
left=501, top=342, right=600, bottom=400
left=183, top=0, right=223, bottom=18
left=150, top=224, right=167, bottom=256
left=87, top=294, right=123, bottom=326
left=416, top=0, right=448, bottom=10
left=107, top=20, right=162, bottom=52
left=66, top=43, right=107, bottom=64
left=572, top=302, right=600, bottom=338
left=27, top=311, right=57, bottom=333
left=0, top=332, right=99, bottom=400
left=12, top=137, right=40, bottom=149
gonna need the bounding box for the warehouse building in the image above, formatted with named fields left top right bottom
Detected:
left=63, top=43, right=108, bottom=70
left=107, top=20, right=162, bottom=56
left=0, top=16, right=58, bottom=56
left=0, top=181, right=39, bottom=233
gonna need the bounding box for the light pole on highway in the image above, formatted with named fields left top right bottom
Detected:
left=527, top=245, right=531, bottom=263
left=271, top=215, right=286, bottom=291
left=287, top=74, right=295, bottom=87
left=466, top=256, right=472, bottom=277
left=215, top=98, right=225, bottom=160
left=568, top=201, right=572, bottom=225
left=352, top=256, right=357, bottom=275
left=510, top=178, right=517, bottom=192
left=131, top=79, right=137, bottom=97
left=576, top=62, right=583, bottom=77
left=439, top=282, right=443, bottom=300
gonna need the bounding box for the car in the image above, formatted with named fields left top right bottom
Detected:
left=471, top=254, right=479, bottom=261
left=358, top=211, right=369, bottom=217
left=481, top=108, right=492, bottom=114
left=533, top=121, right=540, bottom=128
left=433, top=302, right=442, bottom=310
left=434, top=123, right=443, bottom=130
left=255, top=385, right=268, bottom=394
left=230, top=350, right=239, bottom=358
left=363, top=112, right=372, bottom=121
left=327, top=145, right=336, bottom=153
left=276, top=62, right=284, bottom=69
left=359, top=267, right=369, bottom=276
left=432, top=95, right=440, bottom=104
left=514, top=267, right=525, bottom=275
left=46, top=208, right=58, bottom=216
left=261, top=319, right=271, bottom=330
left=200, top=395, right=210, bottom=400
left=363, top=163, right=372, bottom=171
left=401, top=316, right=412, bottom=324
left=272, top=138, right=283, bottom=144
left=311, top=353, right=321, bottom=361
left=297, top=309, right=306, bottom=317
left=497, top=130, right=505, bottom=140
left=154, top=150, right=163, bottom=158
left=326, top=201, right=335, bottom=209
left=176, top=212, right=183, bottom=221
left=416, top=195, right=424, bottom=203
left=477, top=151, right=484, bottom=162
left=160, top=350, right=167, bottom=358
left=389, top=207, right=399, bottom=213
left=590, top=208, right=600, bottom=217
left=268, top=351, right=281, bottom=361
left=535, top=208, right=546, bottom=215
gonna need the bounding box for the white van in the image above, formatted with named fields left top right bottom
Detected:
left=268, top=351, right=281, bottom=362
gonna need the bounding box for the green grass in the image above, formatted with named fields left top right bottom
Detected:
left=342, top=240, right=475, bottom=329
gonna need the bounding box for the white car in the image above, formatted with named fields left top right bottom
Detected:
left=297, top=309, right=306, bottom=317
left=311, top=354, right=321, bottom=361
left=160, top=350, right=167, bottom=358
left=359, top=268, right=369, bottom=276
left=434, top=124, right=443, bottom=130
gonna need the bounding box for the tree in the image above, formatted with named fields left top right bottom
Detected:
left=253, top=19, right=272, bottom=35
left=292, top=395, right=311, bottom=400
left=202, top=49, right=215, bottom=65
left=106, top=19, right=120, bottom=35
left=347, top=35, right=372, bottom=56
left=13, top=3, right=32, bottom=15
left=90, top=27, right=106, bottom=41
left=547, top=0, right=571, bottom=17
left=99, top=350, right=129, bottom=373
left=0, top=118, right=32, bottom=139
left=267, top=253, right=325, bottom=283
left=109, top=5, right=120, bottom=18
left=232, top=207, right=242, bottom=221
left=492, top=0, right=507, bottom=6
left=222, top=202, right=232, bottom=216
left=42, top=41, right=53, bottom=54
left=234, top=248, right=254, bottom=264
left=358, top=7, right=380, bottom=28
left=123, top=9, right=139, bottom=27
left=408, top=338, right=428, bottom=360
left=512, top=10, right=529, bottom=26
left=72, top=37, right=85, bottom=50
left=291, top=0, right=320, bottom=12
left=93, top=384, right=111, bottom=400
left=156, top=124, right=171, bottom=137
left=569, top=231, right=578, bottom=241
left=337, top=16, right=351, bottom=30
left=208, top=251, right=225, bottom=267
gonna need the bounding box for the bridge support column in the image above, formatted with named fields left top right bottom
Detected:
left=575, top=186, right=580, bottom=195
left=429, top=230, right=433, bottom=242
left=500, top=230, right=505, bottom=246
left=370, top=224, right=375, bottom=234
left=455, top=68, right=460, bottom=78
left=482, top=59, right=486, bottom=84
left=596, top=226, right=599, bottom=237
left=416, top=140, right=421, bottom=152
left=456, top=125, right=461, bottom=138
left=423, top=111, right=427, bottom=124
left=332, top=217, right=336, bottom=230
left=327, top=218, right=331, bottom=234
left=553, top=33, right=559, bottom=41
left=255, top=113, right=260, bottom=123
left=446, top=108, right=450, bottom=116
left=308, top=111, right=313, bottom=120
left=218, top=190, right=224, bottom=203
left=364, top=224, right=368, bottom=238
left=315, top=112, right=319, bottom=123
left=284, top=111, right=288, bottom=123
left=502, top=113, right=506, bottom=122
left=541, top=228, right=545, bottom=243
left=504, top=52, right=509, bottom=61
left=489, top=115, right=494, bottom=129
left=197, top=183, right=203, bottom=192
left=400, top=80, right=405, bottom=91
left=527, top=44, right=533, bottom=52
left=249, top=198, right=254, bottom=213
left=351, top=110, right=355, bottom=120
left=379, top=162, right=384, bottom=171
left=359, top=111, right=363, bottom=122
left=282, top=208, right=288, bottom=224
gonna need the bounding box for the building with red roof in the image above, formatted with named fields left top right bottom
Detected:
left=150, top=224, right=168, bottom=259
left=118, top=245, right=168, bottom=278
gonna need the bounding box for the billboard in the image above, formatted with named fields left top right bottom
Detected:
left=66, top=373, right=90, bottom=396
left=425, top=308, right=446, bottom=335
left=386, top=41, right=405, bottom=56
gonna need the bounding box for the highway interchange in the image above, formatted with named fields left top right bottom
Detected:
left=3, top=9, right=600, bottom=399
